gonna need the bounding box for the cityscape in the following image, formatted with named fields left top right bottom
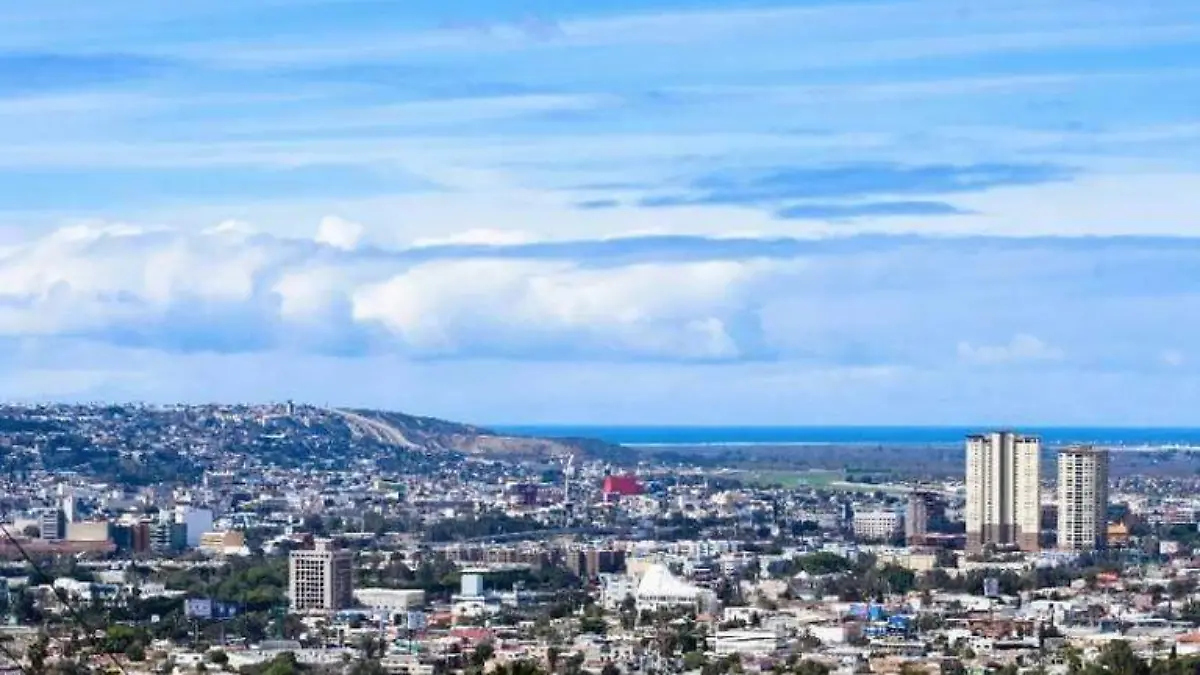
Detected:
left=3, top=0, right=1200, bottom=674
left=0, top=404, right=1198, bottom=675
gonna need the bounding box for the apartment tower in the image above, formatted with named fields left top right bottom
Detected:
left=289, top=538, right=353, bottom=612
left=965, top=431, right=1042, bottom=552
left=1056, top=445, right=1109, bottom=551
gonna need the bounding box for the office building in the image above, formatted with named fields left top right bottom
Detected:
left=39, top=508, right=65, bottom=541
left=289, top=539, right=353, bottom=612
left=965, top=431, right=1042, bottom=552
left=150, top=519, right=187, bottom=553
left=1057, top=446, right=1110, bottom=551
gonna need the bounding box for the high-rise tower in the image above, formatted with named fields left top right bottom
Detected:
left=965, top=431, right=1042, bottom=552
left=1056, top=445, right=1109, bottom=551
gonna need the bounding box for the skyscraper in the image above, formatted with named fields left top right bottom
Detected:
left=965, top=431, right=1042, bottom=552
left=1057, top=446, right=1109, bottom=551
left=289, top=538, right=353, bottom=612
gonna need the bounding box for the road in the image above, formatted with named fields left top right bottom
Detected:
left=329, top=408, right=418, bottom=449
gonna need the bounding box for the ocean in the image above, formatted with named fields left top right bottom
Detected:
left=493, top=425, right=1200, bottom=448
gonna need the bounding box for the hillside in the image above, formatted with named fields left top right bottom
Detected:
left=0, top=403, right=636, bottom=485
left=346, top=408, right=639, bottom=464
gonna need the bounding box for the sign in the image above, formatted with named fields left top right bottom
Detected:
left=405, top=611, right=426, bottom=631
left=213, top=602, right=240, bottom=619
left=185, top=598, right=213, bottom=619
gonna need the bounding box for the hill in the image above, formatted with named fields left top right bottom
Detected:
left=0, top=403, right=636, bottom=485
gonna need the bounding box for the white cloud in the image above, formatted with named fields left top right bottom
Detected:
left=351, top=259, right=764, bottom=359
left=315, top=215, right=364, bottom=250
left=410, top=229, right=535, bottom=248
left=957, top=334, right=1064, bottom=365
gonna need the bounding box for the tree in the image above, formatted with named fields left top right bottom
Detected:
left=125, top=644, right=147, bottom=662
left=793, top=661, right=830, bottom=675
left=600, top=664, right=620, bottom=675
left=27, top=633, right=48, bottom=675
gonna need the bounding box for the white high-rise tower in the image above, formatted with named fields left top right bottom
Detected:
left=965, top=431, right=1042, bottom=552
left=1057, top=446, right=1109, bottom=551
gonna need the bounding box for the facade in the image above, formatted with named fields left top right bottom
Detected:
left=289, top=539, right=353, bottom=612
left=1057, top=446, right=1110, bottom=551
left=150, top=520, right=187, bottom=553
left=199, top=530, right=247, bottom=555
left=65, top=521, right=111, bottom=543
left=39, top=509, right=65, bottom=541
left=852, top=510, right=903, bottom=542
left=965, top=431, right=1042, bottom=552
left=565, top=546, right=627, bottom=579
left=353, top=588, right=425, bottom=613
left=905, top=492, right=944, bottom=546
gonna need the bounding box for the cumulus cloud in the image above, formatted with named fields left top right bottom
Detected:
left=5, top=222, right=1200, bottom=379
left=350, top=259, right=763, bottom=359
left=315, top=215, right=365, bottom=250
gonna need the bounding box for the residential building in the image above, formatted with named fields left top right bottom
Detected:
left=1057, top=446, right=1109, bottom=551
left=965, top=431, right=1042, bottom=552
left=853, top=510, right=903, bottom=542
left=289, top=539, right=353, bottom=612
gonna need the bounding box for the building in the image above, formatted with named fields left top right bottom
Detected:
left=150, top=519, right=187, bottom=553
left=965, top=431, right=1042, bottom=552
left=199, top=530, right=247, bottom=555
left=460, top=573, right=484, bottom=598
left=353, top=588, right=425, bottom=613
left=565, top=546, right=627, bottom=580
left=289, top=539, right=353, bottom=613
left=39, top=509, right=65, bottom=541
left=66, top=521, right=110, bottom=543
left=905, top=492, right=946, bottom=546
left=713, top=630, right=785, bottom=657
left=175, top=506, right=214, bottom=548
left=1057, top=446, right=1110, bottom=551
left=853, top=510, right=903, bottom=542
left=635, top=564, right=716, bottom=613
left=602, top=475, right=643, bottom=500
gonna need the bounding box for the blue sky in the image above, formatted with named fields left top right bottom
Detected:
left=1, top=0, right=1200, bottom=424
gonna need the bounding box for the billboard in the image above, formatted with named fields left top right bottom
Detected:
left=213, top=602, right=240, bottom=619
left=185, top=598, right=213, bottom=619
left=405, top=611, right=426, bottom=631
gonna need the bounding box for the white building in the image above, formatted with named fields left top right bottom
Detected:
left=852, top=510, right=903, bottom=542
left=353, top=588, right=425, bottom=613
left=1057, top=446, right=1109, bottom=551
left=966, top=431, right=1041, bottom=552
left=713, top=629, right=785, bottom=657
left=288, top=539, right=353, bottom=612
left=635, top=564, right=716, bottom=613
left=460, top=573, right=484, bottom=598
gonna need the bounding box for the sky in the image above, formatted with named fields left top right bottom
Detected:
left=2, top=0, right=1200, bottom=425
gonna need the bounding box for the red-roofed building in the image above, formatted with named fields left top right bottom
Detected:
left=602, top=475, right=643, bottom=500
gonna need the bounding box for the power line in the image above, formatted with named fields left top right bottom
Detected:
left=0, top=522, right=131, bottom=675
